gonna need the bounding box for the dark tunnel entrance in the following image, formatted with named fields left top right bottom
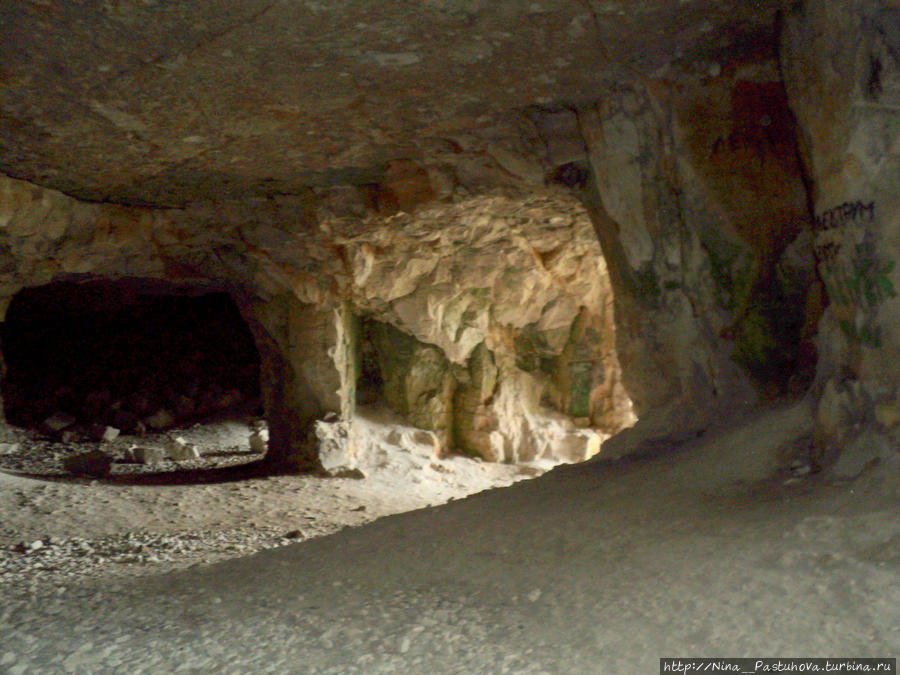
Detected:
left=1, top=278, right=261, bottom=435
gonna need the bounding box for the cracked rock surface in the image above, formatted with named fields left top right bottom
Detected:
left=0, top=0, right=778, bottom=206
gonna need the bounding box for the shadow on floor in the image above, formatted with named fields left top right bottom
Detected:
left=0, top=457, right=309, bottom=487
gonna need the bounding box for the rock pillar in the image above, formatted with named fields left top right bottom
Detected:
left=242, top=294, right=351, bottom=471
left=782, top=0, right=900, bottom=471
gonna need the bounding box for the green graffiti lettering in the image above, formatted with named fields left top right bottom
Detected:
left=822, top=237, right=894, bottom=346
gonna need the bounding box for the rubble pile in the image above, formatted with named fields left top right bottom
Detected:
left=0, top=419, right=267, bottom=477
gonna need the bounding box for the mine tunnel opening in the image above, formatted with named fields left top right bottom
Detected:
left=0, top=278, right=261, bottom=436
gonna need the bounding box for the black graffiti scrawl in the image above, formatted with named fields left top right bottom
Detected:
left=815, top=201, right=896, bottom=347
left=814, top=200, right=875, bottom=231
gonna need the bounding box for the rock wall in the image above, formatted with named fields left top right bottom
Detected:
left=0, top=175, right=165, bottom=302
left=336, top=193, right=634, bottom=463
left=7, top=1, right=895, bottom=476
left=241, top=295, right=347, bottom=471
left=0, top=173, right=634, bottom=469
left=0, top=176, right=166, bottom=426
left=0, top=175, right=342, bottom=469
left=532, top=72, right=819, bottom=456
left=781, top=0, right=900, bottom=475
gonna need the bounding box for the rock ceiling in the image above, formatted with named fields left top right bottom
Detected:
left=1, top=0, right=778, bottom=206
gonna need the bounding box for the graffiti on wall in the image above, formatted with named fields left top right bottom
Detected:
left=815, top=201, right=896, bottom=347
left=814, top=200, right=875, bottom=232
left=822, top=241, right=895, bottom=307
left=813, top=200, right=876, bottom=265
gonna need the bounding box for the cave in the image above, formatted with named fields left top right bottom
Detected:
left=0, top=0, right=897, bottom=670
left=1, top=278, right=261, bottom=435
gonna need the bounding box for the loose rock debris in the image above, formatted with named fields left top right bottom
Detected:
left=0, top=407, right=550, bottom=592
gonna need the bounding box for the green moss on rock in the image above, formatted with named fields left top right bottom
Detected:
left=370, top=322, right=455, bottom=439
left=701, top=231, right=754, bottom=312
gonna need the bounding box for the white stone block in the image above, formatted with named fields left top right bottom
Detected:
left=166, top=437, right=200, bottom=461
left=101, top=426, right=120, bottom=443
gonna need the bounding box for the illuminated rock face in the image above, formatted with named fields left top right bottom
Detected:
left=0, top=176, right=633, bottom=467
left=0, top=1, right=897, bottom=472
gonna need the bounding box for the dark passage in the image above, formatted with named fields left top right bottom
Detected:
left=1, top=278, right=260, bottom=433
left=355, top=320, right=386, bottom=406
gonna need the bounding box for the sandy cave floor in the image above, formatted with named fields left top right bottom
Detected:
left=0, top=403, right=897, bottom=674
left=0, top=404, right=551, bottom=589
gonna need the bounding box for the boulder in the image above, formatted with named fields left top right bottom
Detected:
left=144, top=409, right=174, bottom=430
left=315, top=419, right=360, bottom=477
left=101, top=426, right=120, bottom=443
left=89, top=424, right=120, bottom=442
left=43, top=412, right=76, bottom=433
left=166, top=436, right=201, bottom=461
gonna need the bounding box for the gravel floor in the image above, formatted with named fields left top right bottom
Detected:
left=0, top=405, right=896, bottom=674
left=0, top=406, right=547, bottom=594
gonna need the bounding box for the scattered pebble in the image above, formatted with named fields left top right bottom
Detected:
left=0, top=526, right=305, bottom=588
left=0, top=420, right=265, bottom=477
left=0, top=405, right=548, bottom=593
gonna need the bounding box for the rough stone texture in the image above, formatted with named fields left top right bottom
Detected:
left=370, top=322, right=456, bottom=453
left=0, top=1, right=779, bottom=205
left=0, top=172, right=633, bottom=467
left=453, top=343, right=500, bottom=459
left=781, top=0, right=900, bottom=468
left=314, top=419, right=359, bottom=477
left=342, top=193, right=634, bottom=461
left=3, top=0, right=899, bottom=474
left=0, top=176, right=165, bottom=305
left=242, top=295, right=344, bottom=471
left=572, top=59, right=820, bottom=445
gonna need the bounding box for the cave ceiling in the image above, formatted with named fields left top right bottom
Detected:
left=1, top=0, right=778, bottom=207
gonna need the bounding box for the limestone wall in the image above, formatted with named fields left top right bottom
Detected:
left=781, top=0, right=900, bottom=474
left=0, top=173, right=634, bottom=468
left=0, top=175, right=342, bottom=470
left=5, top=0, right=894, bottom=476
left=335, top=192, right=634, bottom=462
left=535, top=61, right=821, bottom=456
